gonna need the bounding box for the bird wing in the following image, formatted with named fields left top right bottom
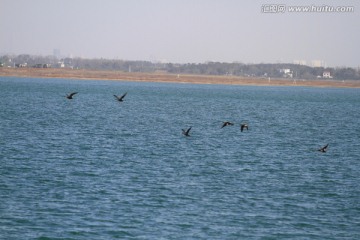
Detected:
left=186, top=127, right=192, bottom=134
left=69, top=92, right=78, bottom=97
left=119, top=92, right=127, bottom=100
left=318, top=144, right=328, bottom=152
left=182, top=127, right=191, bottom=135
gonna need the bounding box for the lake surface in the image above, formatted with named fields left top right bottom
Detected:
left=1, top=77, right=359, bottom=239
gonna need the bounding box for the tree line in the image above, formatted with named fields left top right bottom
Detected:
left=1, top=54, right=359, bottom=80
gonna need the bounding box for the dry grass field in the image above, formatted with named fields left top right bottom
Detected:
left=1, top=67, right=360, bottom=88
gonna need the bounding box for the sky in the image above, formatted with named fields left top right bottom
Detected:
left=0, top=0, right=359, bottom=67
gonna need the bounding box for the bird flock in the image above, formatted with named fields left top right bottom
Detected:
left=65, top=91, right=329, bottom=153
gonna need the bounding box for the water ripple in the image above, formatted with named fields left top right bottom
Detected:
left=1, top=78, right=360, bottom=239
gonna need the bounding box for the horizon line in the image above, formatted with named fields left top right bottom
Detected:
left=0, top=53, right=358, bottom=69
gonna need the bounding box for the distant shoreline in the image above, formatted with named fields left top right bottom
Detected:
left=1, top=68, right=360, bottom=88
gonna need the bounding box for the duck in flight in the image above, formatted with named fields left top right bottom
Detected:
left=182, top=127, right=192, bottom=137
left=66, top=92, right=78, bottom=99
left=221, top=121, right=234, bottom=128
left=318, top=144, right=329, bottom=153
left=114, top=92, right=127, bottom=102
left=240, top=123, right=249, bottom=132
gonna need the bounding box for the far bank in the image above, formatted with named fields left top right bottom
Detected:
left=1, top=68, right=359, bottom=88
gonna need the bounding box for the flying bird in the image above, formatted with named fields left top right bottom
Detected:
left=240, top=123, right=249, bottom=132
left=114, top=92, right=127, bottom=102
left=66, top=92, right=78, bottom=99
left=221, top=121, right=234, bottom=128
left=182, top=127, right=192, bottom=136
left=318, top=144, right=329, bottom=153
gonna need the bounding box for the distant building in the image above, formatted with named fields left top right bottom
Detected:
left=15, top=63, right=27, bottom=68
left=322, top=71, right=332, bottom=78
left=57, top=61, right=65, bottom=68
left=311, top=60, right=325, bottom=67
left=293, top=60, right=307, bottom=66
left=280, top=68, right=293, bottom=78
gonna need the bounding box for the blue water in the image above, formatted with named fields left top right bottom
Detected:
left=1, top=77, right=360, bottom=239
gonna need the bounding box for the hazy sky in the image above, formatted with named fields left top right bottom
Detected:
left=1, top=0, right=359, bottom=67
